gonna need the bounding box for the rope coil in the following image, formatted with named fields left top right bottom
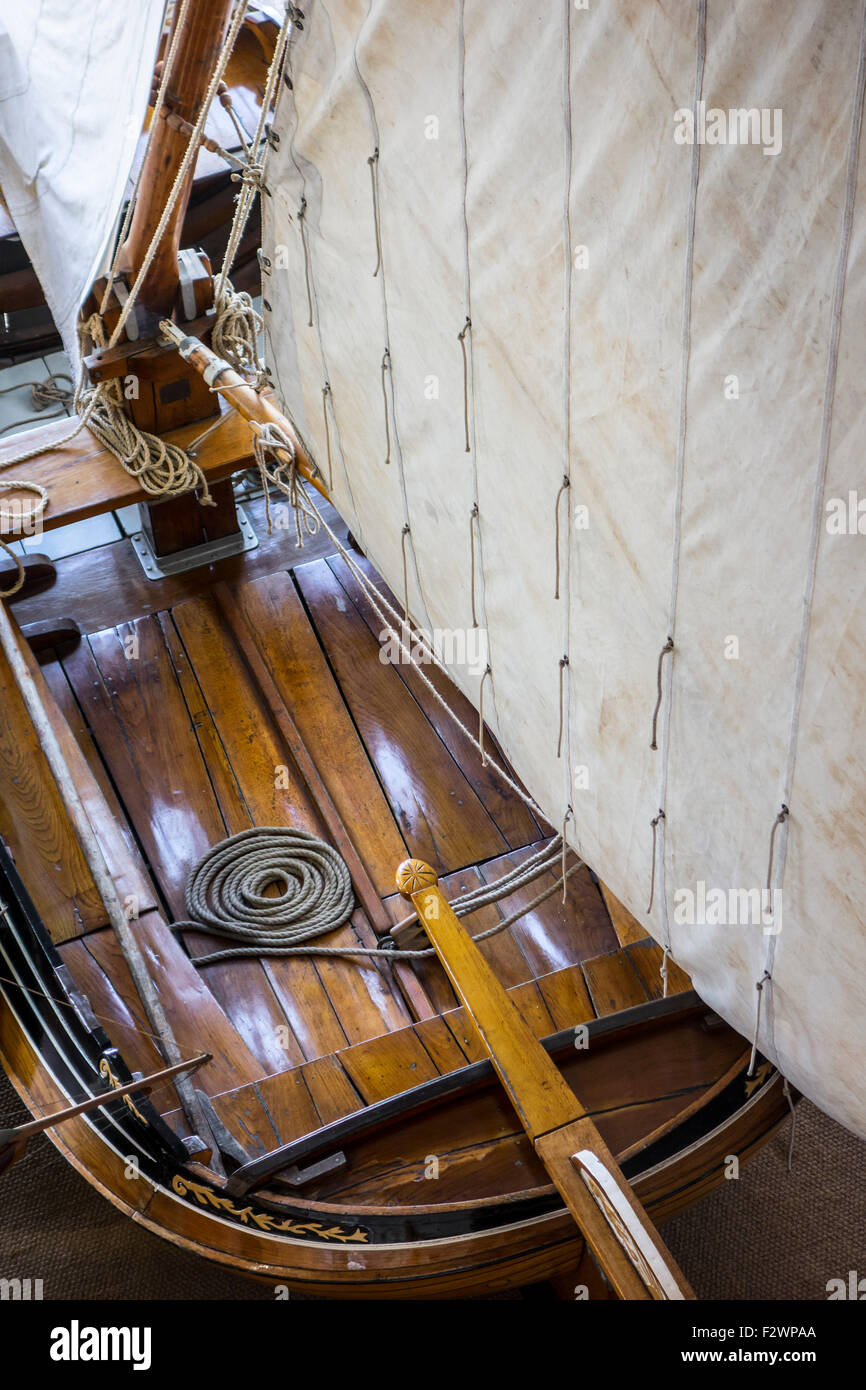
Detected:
left=175, top=827, right=355, bottom=964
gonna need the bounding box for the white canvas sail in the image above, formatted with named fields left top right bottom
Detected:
left=0, top=0, right=165, bottom=364
left=263, top=0, right=866, bottom=1138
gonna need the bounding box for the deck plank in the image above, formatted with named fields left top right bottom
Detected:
left=78, top=914, right=264, bottom=1096
left=476, top=845, right=618, bottom=976
left=229, top=570, right=409, bottom=897
left=298, top=1054, right=364, bottom=1126
left=328, top=552, right=544, bottom=848
left=0, top=632, right=116, bottom=942
left=295, top=558, right=507, bottom=874
left=581, top=949, right=648, bottom=1017
left=337, top=1029, right=440, bottom=1105
left=58, top=936, right=166, bottom=1088
left=627, top=939, right=693, bottom=999
left=61, top=619, right=228, bottom=919
left=600, top=882, right=651, bottom=948
left=535, top=963, right=596, bottom=1031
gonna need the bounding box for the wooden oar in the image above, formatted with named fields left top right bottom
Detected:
left=0, top=1053, right=211, bottom=1176
left=396, top=858, right=695, bottom=1300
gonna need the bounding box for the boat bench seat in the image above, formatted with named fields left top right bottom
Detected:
left=0, top=402, right=256, bottom=540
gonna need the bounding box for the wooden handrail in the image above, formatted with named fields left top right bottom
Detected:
left=395, top=857, right=696, bottom=1300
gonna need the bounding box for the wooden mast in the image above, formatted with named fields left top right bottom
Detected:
left=120, top=0, right=238, bottom=321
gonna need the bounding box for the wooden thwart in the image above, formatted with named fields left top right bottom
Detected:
left=0, top=402, right=256, bottom=540
left=396, top=857, right=695, bottom=1301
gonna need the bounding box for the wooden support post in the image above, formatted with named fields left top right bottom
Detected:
left=395, top=857, right=695, bottom=1301
left=141, top=477, right=242, bottom=559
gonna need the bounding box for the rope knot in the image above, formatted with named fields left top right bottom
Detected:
left=232, top=160, right=267, bottom=195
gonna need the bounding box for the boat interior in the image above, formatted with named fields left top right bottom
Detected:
left=1, top=467, right=763, bottom=1220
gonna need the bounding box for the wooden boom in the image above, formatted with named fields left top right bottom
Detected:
left=395, top=858, right=696, bottom=1301
left=159, top=319, right=328, bottom=499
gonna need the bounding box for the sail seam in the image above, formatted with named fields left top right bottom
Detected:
left=457, top=0, right=501, bottom=739
left=352, top=8, right=434, bottom=638
left=277, top=16, right=362, bottom=540
left=652, top=0, right=707, bottom=974
left=559, top=0, right=575, bottom=846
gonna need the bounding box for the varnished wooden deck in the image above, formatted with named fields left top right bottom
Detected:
left=1, top=540, right=691, bottom=1157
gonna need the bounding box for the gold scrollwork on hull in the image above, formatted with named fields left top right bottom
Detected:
left=171, top=1174, right=370, bottom=1244
left=99, top=1056, right=147, bottom=1124
left=744, top=1060, right=773, bottom=1098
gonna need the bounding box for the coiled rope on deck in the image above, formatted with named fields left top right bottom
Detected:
left=176, top=828, right=583, bottom=967
left=175, top=827, right=355, bottom=961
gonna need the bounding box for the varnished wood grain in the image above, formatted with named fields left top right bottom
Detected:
left=399, top=871, right=693, bottom=1298
left=0, top=401, right=258, bottom=540
left=338, top=1029, right=440, bottom=1105
left=296, top=560, right=507, bottom=873
left=0, top=635, right=108, bottom=941
left=226, top=571, right=408, bottom=897
left=627, top=939, right=693, bottom=999
left=600, top=881, right=651, bottom=948
left=328, top=553, right=543, bottom=849
left=477, top=844, right=618, bottom=974
left=582, top=950, right=649, bottom=1017
left=61, top=619, right=229, bottom=918
left=7, top=490, right=350, bottom=638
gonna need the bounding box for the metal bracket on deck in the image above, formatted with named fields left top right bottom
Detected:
left=130, top=504, right=258, bottom=579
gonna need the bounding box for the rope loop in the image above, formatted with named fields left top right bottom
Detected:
left=647, top=809, right=665, bottom=913
left=650, top=636, right=675, bottom=750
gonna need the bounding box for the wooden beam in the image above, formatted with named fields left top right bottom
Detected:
left=395, top=857, right=695, bottom=1301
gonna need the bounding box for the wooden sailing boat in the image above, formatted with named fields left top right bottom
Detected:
left=5, top=0, right=857, bottom=1298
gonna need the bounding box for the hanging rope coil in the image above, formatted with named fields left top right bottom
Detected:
left=647, top=809, right=665, bottom=913
left=251, top=421, right=320, bottom=545
left=458, top=317, right=472, bottom=453
left=211, top=279, right=265, bottom=383
left=81, top=378, right=215, bottom=506
left=381, top=348, right=392, bottom=464
left=175, top=827, right=355, bottom=963
left=553, top=474, right=570, bottom=600
left=367, top=147, right=382, bottom=276
left=650, top=636, right=674, bottom=750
